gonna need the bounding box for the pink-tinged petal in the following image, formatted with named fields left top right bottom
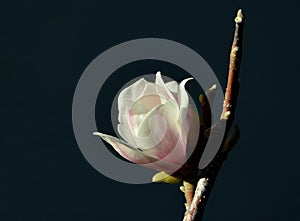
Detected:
left=127, top=100, right=148, bottom=116
left=138, top=101, right=187, bottom=166
left=118, top=99, right=134, bottom=124
left=131, top=94, right=161, bottom=113
left=141, top=157, right=182, bottom=172
left=117, top=100, right=138, bottom=146
left=93, top=132, right=157, bottom=164
left=148, top=135, right=186, bottom=172
left=118, top=80, right=162, bottom=140
left=177, top=78, right=194, bottom=145
left=127, top=93, right=162, bottom=137
left=118, top=78, right=149, bottom=111
left=121, top=99, right=148, bottom=139
left=118, top=79, right=158, bottom=116
left=93, top=132, right=183, bottom=172
left=186, top=106, right=200, bottom=157
left=140, top=83, right=161, bottom=101
left=117, top=124, right=137, bottom=147
left=136, top=94, right=161, bottom=111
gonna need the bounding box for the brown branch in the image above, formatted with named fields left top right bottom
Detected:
left=221, top=9, right=244, bottom=126
left=182, top=9, right=245, bottom=221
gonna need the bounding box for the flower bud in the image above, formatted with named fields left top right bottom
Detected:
left=94, top=72, right=200, bottom=173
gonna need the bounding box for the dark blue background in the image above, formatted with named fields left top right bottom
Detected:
left=1, top=0, right=299, bottom=220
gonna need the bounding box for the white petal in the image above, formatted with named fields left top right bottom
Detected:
left=117, top=78, right=148, bottom=123
left=166, top=81, right=179, bottom=94
left=118, top=99, right=134, bottom=124
left=177, top=77, right=194, bottom=147
left=179, top=77, right=193, bottom=110
left=118, top=78, right=149, bottom=109
left=133, top=94, right=161, bottom=112
left=135, top=104, right=167, bottom=149
left=180, top=77, right=193, bottom=88
left=128, top=99, right=149, bottom=115
left=116, top=99, right=138, bottom=146
left=117, top=124, right=137, bottom=146
left=93, top=132, right=184, bottom=172
left=118, top=79, right=160, bottom=134
left=137, top=101, right=187, bottom=166
left=93, top=132, right=156, bottom=164
left=142, top=157, right=182, bottom=172
left=155, top=71, right=178, bottom=104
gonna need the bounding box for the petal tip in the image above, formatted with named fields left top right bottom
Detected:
left=155, top=71, right=162, bottom=79
left=180, top=77, right=194, bottom=88
left=93, top=132, right=102, bottom=136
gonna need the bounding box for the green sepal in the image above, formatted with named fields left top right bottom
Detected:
left=222, top=125, right=240, bottom=155
left=152, top=171, right=183, bottom=184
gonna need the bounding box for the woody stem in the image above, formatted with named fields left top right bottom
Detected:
left=183, top=9, right=245, bottom=221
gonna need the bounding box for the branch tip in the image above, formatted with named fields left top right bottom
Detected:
left=235, top=9, right=244, bottom=23
left=208, top=84, right=217, bottom=91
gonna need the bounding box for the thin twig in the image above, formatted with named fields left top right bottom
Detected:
left=183, top=9, right=245, bottom=221
left=221, top=9, right=244, bottom=126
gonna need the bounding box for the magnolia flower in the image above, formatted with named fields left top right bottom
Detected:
left=93, top=71, right=199, bottom=173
